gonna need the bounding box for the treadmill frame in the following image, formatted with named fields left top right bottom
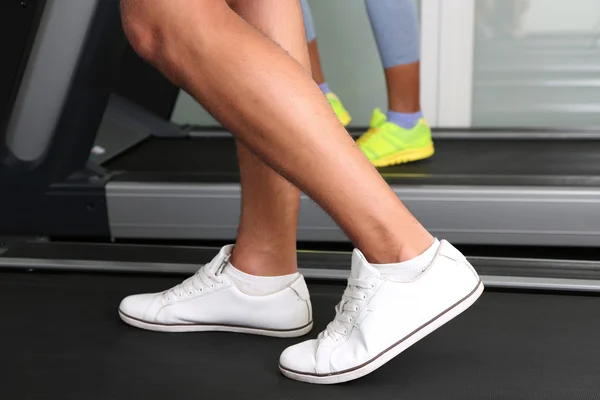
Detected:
left=2, top=0, right=600, bottom=252
left=0, top=0, right=182, bottom=238
left=2, top=239, right=600, bottom=292
left=106, top=180, right=600, bottom=247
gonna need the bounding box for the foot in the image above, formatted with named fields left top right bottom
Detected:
left=326, top=92, right=352, bottom=127
left=357, top=108, right=434, bottom=167
left=119, top=245, right=313, bottom=337
left=279, top=240, right=483, bottom=384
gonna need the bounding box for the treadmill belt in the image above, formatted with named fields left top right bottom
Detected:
left=106, top=137, right=240, bottom=174
left=3, top=270, right=600, bottom=399
left=106, top=137, right=600, bottom=186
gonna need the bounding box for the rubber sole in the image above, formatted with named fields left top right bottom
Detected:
left=279, top=280, right=484, bottom=384
left=118, top=311, right=313, bottom=338
left=370, top=143, right=435, bottom=168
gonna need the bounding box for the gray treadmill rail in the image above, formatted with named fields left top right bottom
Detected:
left=106, top=181, right=600, bottom=247
left=2, top=241, right=600, bottom=292
left=2, top=256, right=600, bottom=292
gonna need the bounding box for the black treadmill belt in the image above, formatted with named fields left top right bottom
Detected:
left=105, top=137, right=600, bottom=186
left=3, top=270, right=600, bottom=399
left=106, top=137, right=240, bottom=174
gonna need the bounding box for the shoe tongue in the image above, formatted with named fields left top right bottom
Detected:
left=350, top=249, right=381, bottom=281
left=370, top=108, right=387, bottom=128
left=206, top=245, right=234, bottom=274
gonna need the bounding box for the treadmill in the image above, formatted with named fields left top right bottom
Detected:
left=2, top=1, right=600, bottom=398
left=3, top=0, right=600, bottom=248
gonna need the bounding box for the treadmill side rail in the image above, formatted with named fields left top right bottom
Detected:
left=107, top=180, right=600, bottom=247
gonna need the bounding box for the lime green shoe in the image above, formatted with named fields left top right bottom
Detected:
left=357, top=109, right=434, bottom=167
left=326, top=92, right=352, bottom=127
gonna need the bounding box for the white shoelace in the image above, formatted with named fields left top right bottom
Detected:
left=319, top=277, right=374, bottom=342
left=164, top=258, right=228, bottom=300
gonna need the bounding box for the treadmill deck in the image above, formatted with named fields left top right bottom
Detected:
left=3, top=269, right=600, bottom=399
left=106, top=136, right=600, bottom=186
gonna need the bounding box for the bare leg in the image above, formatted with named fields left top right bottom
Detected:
left=364, top=0, right=423, bottom=115
left=307, top=39, right=326, bottom=84
left=299, top=0, right=326, bottom=84
left=233, top=147, right=300, bottom=276
left=385, top=62, right=421, bottom=113
left=120, top=0, right=433, bottom=263
left=231, top=0, right=309, bottom=276
left=302, top=2, right=351, bottom=127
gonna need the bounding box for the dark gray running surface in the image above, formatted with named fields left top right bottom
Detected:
left=106, top=137, right=600, bottom=186
left=3, top=270, right=600, bottom=400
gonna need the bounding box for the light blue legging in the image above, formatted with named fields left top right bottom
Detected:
left=300, top=0, right=420, bottom=68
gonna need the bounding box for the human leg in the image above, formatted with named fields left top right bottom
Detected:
left=299, top=0, right=351, bottom=126
left=120, top=0, right=433, bottom=263
left=232, top=0, right=309, bottom=277
left=366, top=0, right=422, bottom=115
left=358, top=0, right=434, bottom=167
left=120, top=0, right=481, bottom=382
left=298, top=0, right=323, bottom=84
left=118, top=0, right=314, bottom=336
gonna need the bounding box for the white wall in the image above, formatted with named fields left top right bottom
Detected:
left=523, top=0, right=600, bottom=33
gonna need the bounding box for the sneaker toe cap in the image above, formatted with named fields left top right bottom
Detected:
left=279, top=339, right=319, bottom=374
left=119, top=293, right=163, bottom=322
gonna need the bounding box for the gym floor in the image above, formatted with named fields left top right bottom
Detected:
left=3, top=270, right=600, bottom=399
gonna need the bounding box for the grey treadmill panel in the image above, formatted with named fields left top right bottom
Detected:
left=106, top=181, right=600, bottom=246
left=5, top=0, right=99, bottom=162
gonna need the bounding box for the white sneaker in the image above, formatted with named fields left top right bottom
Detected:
left=119, top=245, right=313, bottom=337
left=279, top=240, right=483, bottom=384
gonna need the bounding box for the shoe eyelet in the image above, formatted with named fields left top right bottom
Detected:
left=362, top=294, right=367, bottom=300
left=370, top=284, right=375, bottom=289
left=188, top=291, right=193, bottom=296
left=177, top=294, right=182, bottom=298
left=348, top=317, right=353, bottom=323
left=199, top=288, right=203, bottom=292
left=210, top=284, right=215, bottom=288
left=354, top=306, right=359, bottom=311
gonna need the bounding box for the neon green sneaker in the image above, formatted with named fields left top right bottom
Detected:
left=357, top=109, right=434, bottom=167
left=326, top=92, right=352, bottom=127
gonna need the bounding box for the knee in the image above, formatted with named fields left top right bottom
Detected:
left=120, top=0, right=225, bottom=63
left=120, top=0, right=159, bottom=62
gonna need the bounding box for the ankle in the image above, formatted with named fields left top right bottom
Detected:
left=386, top=109, right=423, bottom=130
left=388, top=104, right=421, bottom=114
left=223, top=262, right=299, bottom=296
left=230, top=245, right=298, bottom=276
left=361, top=230, right=435, bottom=264
left=398, top=233, right=436, bottom=262
left=318, top=82, right=332, bottom=95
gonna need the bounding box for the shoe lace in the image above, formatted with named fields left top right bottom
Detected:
left=320, top=278, right=373, bottom=342
left=164, top=257, right=229, bottom=300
